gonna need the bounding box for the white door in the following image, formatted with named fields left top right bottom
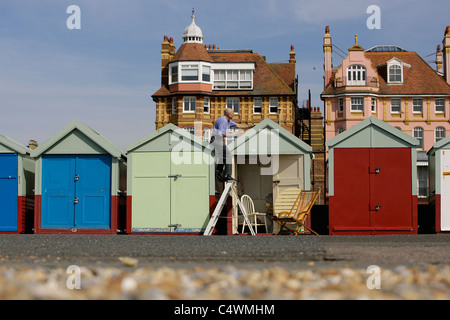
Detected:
left=441, top=150, right=450, bottom=231
left=273, top=155, right=304, bottom=203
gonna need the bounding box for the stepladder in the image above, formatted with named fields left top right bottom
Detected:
left=204, top=180, right=255, bottom=236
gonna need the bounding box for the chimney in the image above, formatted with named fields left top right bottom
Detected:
left=443, top=26, right=450, bottom=85
left=169, top=37, right=175, bottom=59
left=323, top=26, right=333, bottom=88
left=436, top=45, right=443, bottom=74
left=28, top=140, right=38, bottom=150
left=161, top=35, right=171, bottom=87
left=289, top=45, right=296, bottom=64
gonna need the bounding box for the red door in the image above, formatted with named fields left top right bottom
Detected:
left=331, top=148, right=414, bottom=234
left=369, top=148, right=413, bottom=231
left=332, top=148, right=371, bottom=232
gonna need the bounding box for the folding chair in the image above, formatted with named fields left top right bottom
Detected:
left=271, top=190, right=320, bottom=235
left=239, top=194, right=268, bottom=234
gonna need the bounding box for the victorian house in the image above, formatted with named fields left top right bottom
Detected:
left=321, top=26, right=450, bottom=202
left=152, top=11, right=298, bottom=141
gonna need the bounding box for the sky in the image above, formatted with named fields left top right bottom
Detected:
left=0, top=0, right=449, bottom=151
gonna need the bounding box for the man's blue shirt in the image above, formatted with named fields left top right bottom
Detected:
left=213, top=115, right=237, bottom=136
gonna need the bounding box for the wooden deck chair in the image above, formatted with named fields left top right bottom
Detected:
left=271, top=190, right=321, bottom=235
left=239, top=195, right=268, bottom=234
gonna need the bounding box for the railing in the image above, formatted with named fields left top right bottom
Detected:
left=334, top=76, right=379, bottom=88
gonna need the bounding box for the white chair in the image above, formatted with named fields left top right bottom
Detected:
left=240, top=194, right=268, bottom=234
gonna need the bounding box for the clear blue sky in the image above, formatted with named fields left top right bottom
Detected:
left=1, top=0, right=449, bottom=150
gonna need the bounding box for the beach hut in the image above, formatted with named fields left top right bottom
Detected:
left=428, top=135, right=450, bottom=233
left=229, top=118, right=314, bottom=233
left=0, top=135, right=35, bottom=233
left=31, top=120, right=126, bottom=234
left=125, top=124, right=214, bottom=234
left=326, top=116, right=419, bottom=235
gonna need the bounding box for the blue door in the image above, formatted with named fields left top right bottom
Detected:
left=0, top=154, right=18, bottom=231
left=41, top=155, right=111, bottom=229
left=74, top=155, right=111, bottom=228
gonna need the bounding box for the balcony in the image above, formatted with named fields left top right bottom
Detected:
left=334, top=76, right=379, bottom=89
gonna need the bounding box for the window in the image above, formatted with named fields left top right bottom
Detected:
left=347, top=65, right=366, bottom=85
left=203, top=127, right=211, bottom=142
left=338, top=98, right=343, bottom=113
left=172, top=97, right=177, bottom=114
left=413, top=98, right=423, bottom=113
left=214, top=70, right=226, bottom=88
left=171, top=65, right=178, bottom=83
left=184, top=126, right=195, bottom=136
left=351, top=97, right=364, bottom=112
left=417, top=166, right=428, bottom=198
left=253, top=98, right=262, bottom=114
left=269, top=98, right=278, bottom=114
left=226, top=98, right=240, bottom=114
left=181, top=64, right=199, bottom=81
left=203, top=97, right=210, bottom=113
left=183, top=97, right=196, bottom=113
left=371, top=98, right=377, bottom=113
left=337, top=127, right=344, bottom=134
left=413, top=127, right=424, bottom=149
left=213, top=69, right=253, bottom=89
left=436, top=98, right=445, bottom=113
left=389, top=65, right=402, bottom=83
left=391, top=98, right=401, bottom=113
left=436, top=127, right=446, bottom=142
left=170, top=63, right=211, bottom=84
left=202, top=65, right=211, bottom=82
left=239, top=70, right=252, bottom=89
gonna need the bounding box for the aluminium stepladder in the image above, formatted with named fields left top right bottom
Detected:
left=203, top=180, right=255, bottom=236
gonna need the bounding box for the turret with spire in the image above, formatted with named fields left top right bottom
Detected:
left=182, top=9, right=204, bottom=44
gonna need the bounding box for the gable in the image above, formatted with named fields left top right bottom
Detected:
left=231, top=118, right=312, bottom=155
left=0, top=135, right=30, bottom=155
left=326, top=116, right=419, bottom=149
left=42, top=129, right=109, bottom=155
left=126, top=124, right=209, bottom=153
left=30, top=119, right=124, bottom=159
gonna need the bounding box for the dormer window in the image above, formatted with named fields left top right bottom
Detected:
left=347, top=65, right=366, bottom=85
left=169, top=62, right=212, bottom=84
left=389, top=64, right=402, bottom=83
left=212, top=64, right=254, bottom=90
left=385, top=58, right=410, bottom=84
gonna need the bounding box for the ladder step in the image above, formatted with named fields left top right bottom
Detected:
left=204, top=181, right=255, bottom=236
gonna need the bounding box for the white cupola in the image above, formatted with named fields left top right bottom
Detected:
left=182, top=9, right=204, bottom=44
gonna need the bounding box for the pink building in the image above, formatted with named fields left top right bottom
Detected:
left=321, top=26, right=450, bottom=201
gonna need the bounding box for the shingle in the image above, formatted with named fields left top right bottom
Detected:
left=171, top=43, right=213, bottom=62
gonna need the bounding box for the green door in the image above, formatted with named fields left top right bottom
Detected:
left=132, top=153, right=171, bottom=231
left=131, top=152, right=209, bottom=233
left=171, top=152, right=210, bottom=232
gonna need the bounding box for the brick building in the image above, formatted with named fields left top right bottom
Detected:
left=152, top=11, right=298, bottom=141
left=321, top=26, right=450, bottom=202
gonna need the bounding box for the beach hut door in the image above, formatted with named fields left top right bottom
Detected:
left=0, top=154, right=18, bottom=231
left=441, top=150, right=450, bottom=231
left=41, top=155, right=111, bottom=229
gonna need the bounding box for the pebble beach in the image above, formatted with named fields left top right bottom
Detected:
left=1, top=263, right=450, bottom=300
